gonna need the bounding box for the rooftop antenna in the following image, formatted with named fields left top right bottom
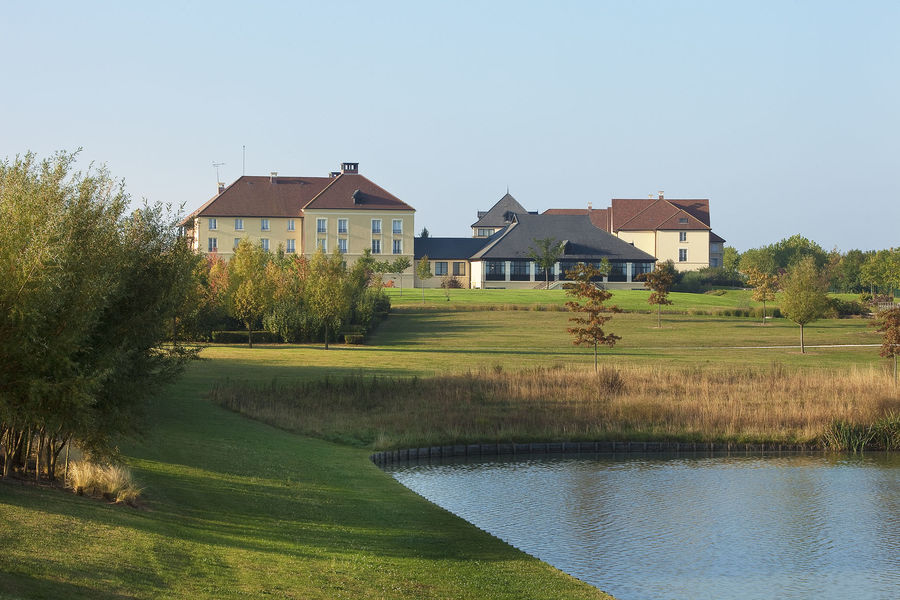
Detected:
left=242, top=145, right=245, bottom=175
left=213, top=161, right=225, bottom=184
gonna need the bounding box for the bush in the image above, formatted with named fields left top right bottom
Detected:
left=67, top=461, right=142, bottom=505
left=211, top=330, right=280, bottom=344
left=826, top=297, right=866, bottom=317
left=344, top=334, right=364, bottom=344
left=440, top=276, right=463, bottom=289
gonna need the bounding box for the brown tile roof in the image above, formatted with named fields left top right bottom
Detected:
left=710, top=231, right=726, bottom=244
left=543, top=208, right=610, bottom=231
left=611, top=198, right=710, bottom=231
left=303, top=173, right=414, bottom=211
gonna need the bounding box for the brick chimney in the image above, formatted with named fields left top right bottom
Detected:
left=658, top=190, right=664, bottom=200
left=340, top=162, right=359, bottom=174
left=217, top=182, right=225, bottom=194
left=270, top=171, right=278, bottom=183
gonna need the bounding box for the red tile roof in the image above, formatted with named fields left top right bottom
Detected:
left=543, top=208, right=610, bottom=231
left=611, top=198, right=710, bottom=231
left=303, top=173, right=414, bottom=211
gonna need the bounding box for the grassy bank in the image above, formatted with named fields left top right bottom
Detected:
left=212, top=364, right=900, bottom=450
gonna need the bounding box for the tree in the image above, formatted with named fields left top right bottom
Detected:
left=779, top=256, right=829, bottom=354
left=306, top=249, right=350, bottom=349
left=0, top=150, right=197, bottom=479
left=564, top=263, right=620, bottom=371
left=875, top=308, right=900, bottom=383
left=528, top=237, right=564, bottom=290
left=722, top=246, right=741, bottom=286
left=416, top=255, right=433, bottom=303
left=745, top=267, right=777, bottom=324
left=739, top=247, right=776, bottom=276
left=419, top=227, right=430, bottom=238
left=227, top=240, right=274, bottom=347
left=637, top=260, right=676, bottom=328
left=389, top=256, right=411, bottom=297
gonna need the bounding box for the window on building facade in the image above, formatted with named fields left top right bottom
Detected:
left=371, top=239, right=381, bottom=254
left=208, top=218, right=217, bottom=230
left=393, top=239, right=402, bottom=254
left=393, top=219, right=402, bottom=234
left=318, top=239, right=326, bottom=252
left=234, top=218, right=244, bottom=230
left=632, top=262, right=654, bottom=278
left=338, top=219, right=348, bottom=234
left=453, top=262, right=466, bottom=276
left=372, top=219, right=382, bottom=234
left=287, top=219, right=295, bottom=231
left=435, top=261, right=448, bottom=276
left=261, top=238, right=270, bottom=252
left=208, top=237, right=217, bottom=252
left=485, top=261, right=505, bottom=281
left=317, top=218, right=327, bottom=233
left=286, top=239, right=295, bottom=253
left=679, top=249, right=688, bottom=262
left=609, top=262, right=627, bottom=282
left=711, top=257, right=719, bottom=267
left=261, top=218, right=270, bottom=231
left=233, top=238, right=241, bottom=249
left=678, top=217, right=688, bottom=224
left=510, top=260, right=530, bottom=281
left=478, top=228, right=493, bottom=237
left=338, top=238, right=348, bottom=254
left=679, top=231, right=687, bottom=242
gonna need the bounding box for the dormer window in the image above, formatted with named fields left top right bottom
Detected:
left=678, top=217, right=689, bottom=224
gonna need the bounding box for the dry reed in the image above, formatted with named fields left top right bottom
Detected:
left=211, top=364, right=900, bottom=450
left=67, top=461, right=142, bottom=505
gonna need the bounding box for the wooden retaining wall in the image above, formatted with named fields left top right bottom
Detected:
left=370, top=440, right=815, bottom=466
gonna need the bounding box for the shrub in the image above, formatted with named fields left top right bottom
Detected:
left=440, top=276, right=463, bottom=289
left=212, top=330, right=280, bottom=344
left=67, top=461, right=142, bottom=505
left=826, top=297, right=866, bottom=318
left=344, top=334, right=364, bottom=344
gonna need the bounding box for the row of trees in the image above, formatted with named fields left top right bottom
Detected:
left=183, top=242, right=392, bottom=348
left=1, top=151, right=198, bottom=480
left=718, top=235, right=899, bottom=296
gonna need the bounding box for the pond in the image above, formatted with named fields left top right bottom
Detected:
left=384, top=452, right=900, bottom=600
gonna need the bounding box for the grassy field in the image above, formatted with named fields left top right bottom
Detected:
left=0, top=308, right=891, bottom=599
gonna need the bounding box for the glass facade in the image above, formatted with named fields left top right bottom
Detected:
left=510, top=260, right=530, bottom=281
left=485, top=261, right=505, bottom=281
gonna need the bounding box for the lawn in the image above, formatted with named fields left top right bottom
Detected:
left=0, top=309, right=889, bottom=599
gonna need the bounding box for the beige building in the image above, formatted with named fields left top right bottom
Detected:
left=545, top=193, right=725, bottom=271
left=181, top=162, right=415, bottom=284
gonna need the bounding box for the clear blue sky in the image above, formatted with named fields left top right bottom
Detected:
left=2, top=1, right=897, bottom=252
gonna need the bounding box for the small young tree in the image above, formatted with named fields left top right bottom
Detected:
left=780, top=256, right=829, bottom=354
left=419, top=227, right=430, bottom=238
left=390, top=256, right=412, bottom=296
left=227, top=240, right=274, bottom=347
left=875, top=307, right=900, bottom=383
left=745, top=267, right=778, bottom=325
left=565, top=263, right=621, bottom=371
left=416, top=255, right=433, bottom=302
left=529, top=237, right=564, bottom=289
left=306, top=249, right=350, bottom=350
left=637, top=260, right=676, bottom=328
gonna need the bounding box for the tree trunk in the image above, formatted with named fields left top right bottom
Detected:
left=762, top=301, right=767, bottom=325
left=800, top=323, right=805, bottom=354
left=422, top=282, right=425, bottom=303
left=657, top=304, right=661, bottom=328
left=594, top=341, right=598, bottom=372
left=248, top=321, right=253, bottom=348
left=546, top=270, right=550, bottom=290
left=894, top=354, right=897, bottom=385
left=398, top=273, right=402, bottom=297
left=324, top=321, right=329, bottom=350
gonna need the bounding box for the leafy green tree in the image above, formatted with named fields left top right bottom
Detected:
left=419, top=227, right=430, bottom=238
left=387, top=256, right=412, bottom=296
left=227, top=239, right=274, bottom=347
left=780, top=256, right=829, bottom=354
left=564, top=263, right=620, bottom=371
left=739, top=247, right=777, bottom=275
left=745, top=267, right=778, bottom=324
left=416, top=255, right=433, bottom=302
left=772, top=234, right=827, bottom=270
left=875, top=308, right=900, bottom=383
left=830, top=249, right=870, bottom=293
left=528, top=237, right=564, bottom=290
left=597, top=257, right=612, bottom=278
left=637, top=260, right=676, bottom=328
left=0, top=150, right=197, bottom=479
left=306, top=249, right=351, bottom=349
left=723, top=246, right=741, bottom=286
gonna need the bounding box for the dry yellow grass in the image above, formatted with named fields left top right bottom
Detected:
left=66, top=461, right=142, bottom=505
left=212, top=364, right=900, bottom=450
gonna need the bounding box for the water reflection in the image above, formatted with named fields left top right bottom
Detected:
left=385, top=453, right=900, bottom=600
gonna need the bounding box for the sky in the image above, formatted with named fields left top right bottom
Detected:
left=2, top=1, right=898, bottom=252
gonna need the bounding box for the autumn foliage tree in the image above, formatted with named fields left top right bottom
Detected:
left=564, top=263, right=621, bottom=371
left=745, top=267, right=778, bottom=325
left=875, top=307, right=900, bottom=383
left=637, top=260, right=676, bottom=328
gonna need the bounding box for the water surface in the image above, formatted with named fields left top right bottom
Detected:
left=386, top=453, right=900, bottom=600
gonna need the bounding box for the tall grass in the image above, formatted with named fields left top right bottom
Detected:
left=67, top=461, right=142, bottom=505
left=211, top=364, right=900, bottom=450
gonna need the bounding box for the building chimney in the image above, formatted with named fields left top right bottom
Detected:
left=217, top=182, right=225, bottom=194
left=329, top=171, right=341, bottom=178
left=658, top=190, right=664, bottom=200
left=270, top=171, right=278, bottom=183
left=340, top=162, right=359, bottom=174
left=648, top=193, right=654, bottom=199
left=587, top=201, right=592, bottom=212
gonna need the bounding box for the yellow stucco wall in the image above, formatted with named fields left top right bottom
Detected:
left=194, top=216, right=301, bottom=258
left=414, top=259, right=471, bottom=288
left=657, top=230, right=710, bottom=271
left=303, top=209, right=415, bottom=264
left=615, top=231, right=656, bottom=258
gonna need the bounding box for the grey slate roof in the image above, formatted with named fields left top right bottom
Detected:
left=414, top=236, right=495, bottom=260
left=470, top=193, right=533, bottom=228
left=473, top=214, right=657, bottom=262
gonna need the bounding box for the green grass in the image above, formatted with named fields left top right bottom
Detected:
left=0, top=309, right=888, bottom=599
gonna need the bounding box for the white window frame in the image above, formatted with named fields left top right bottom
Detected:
left=208, top=237, right=217, bottom=252
left=318, top=238, right=327, bottom=252
left=338, top=218, right=348, bottom=234
left=371, top=238, right=381, bottom=254
left=234, top=218, right=244, bottom=231
left=679, top=248, right=688, bottom=262
left=261, top=218, right=270, bottom=231
left=392, top=219, right=402, bottom=235
left=338, top=238, right=348, bottom=254
left=317, top=218, right=327, bottom=234
left=261, top=238, right=270, bottom=252
left=233, top=238, right=241, bottom=249
left=287, top=218, right=295, bottom=232
left=371, top=219, right=382, bottom=234
left=208, top=218, right=217, bottom=230
left=286, top=239, right=296, bottom=253
left=679, top=231, right=687, bottom=242
left=392, top=239, right=402, bottom=254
